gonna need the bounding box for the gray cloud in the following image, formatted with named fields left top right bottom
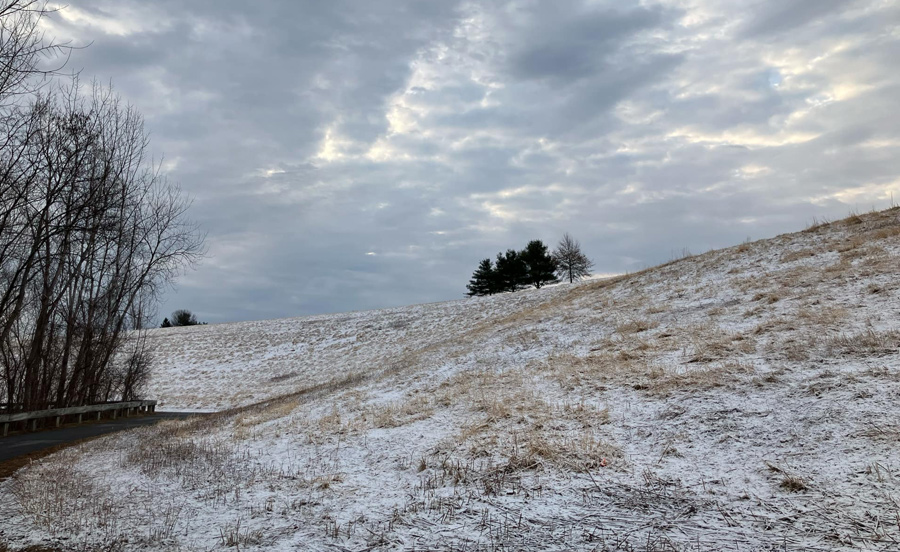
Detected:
left=739, top=0, right=856, bottom=38
left=506, top=5, right=667, bottom=83
left=40, top=0, right=900, bottom=323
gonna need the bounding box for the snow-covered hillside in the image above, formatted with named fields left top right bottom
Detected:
left=3, top=209, right=900, bottom=551
left=144, top=282, right=572, bottom=411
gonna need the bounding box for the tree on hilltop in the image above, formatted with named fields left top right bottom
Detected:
left=466, top=258, right=499, bottom=296
left=521, top=239, right=558, bottom=289
left=495, top=249, right=528, bottom=292
left=553, top=233, right=593, bottom=283
left=170, top=309, right=202, bottom=326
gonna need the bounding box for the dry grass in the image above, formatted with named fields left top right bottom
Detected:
left=860, top=364, right=900, bottom=381
left=765, top=462, right=810, bottom=493
left=545, top=348, right=758, bottom=397
left=826, top=328, right=900, bottom=357
left=424, top=362, right=625, bottom=475
left=364, top=394, right=434, bottom=428
left=219, top=518, right=263, bottom=548
left=795, top=304, right=848, bottom=328
left=642, top=361, right=757, bottom=395
left=315, top=407, right=346, bottom=433
left=544, top=352, right=629, bottom=391
left=778, top=334, right=819, bottom=362
left=780, top=474, right=809, bottom=492
left=854, top=423, right=900, bottom=441
left=517, top=430, right=621, bottom=472
left=10, top=207, right=900, bottom=550
left=844, top=211, right=864, bottom=226
left=779, top=247, right=819, bottom=264
left=9, top=444, right=196, bottom=547
left=558, top=400, right=610, bottom=427
left=869, top=224, right=900, bottom=240
left=682, top=324, right=756, bottom=363
left=751, top=291, right=780, bottom=304
left=234, top=399, right=299, bottom=428
left=615, top=317, right=659, bottom=334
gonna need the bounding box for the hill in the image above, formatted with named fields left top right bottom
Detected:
left=3, top=208, right=900, bottom=551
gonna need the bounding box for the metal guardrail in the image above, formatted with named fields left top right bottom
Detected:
left=0, top=400, right=157, bottom=436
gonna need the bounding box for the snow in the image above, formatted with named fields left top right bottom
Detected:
left=2, top=209, right=900, bottom=550
left=143, top=285, right=570, bottom=412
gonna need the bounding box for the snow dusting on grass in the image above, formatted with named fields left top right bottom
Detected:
left=3, top=209, right=900, bottom=550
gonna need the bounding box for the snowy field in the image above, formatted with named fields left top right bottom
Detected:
left=3, top=209, right=900, bottom=551
left=141, top=278, right=573, bottom=412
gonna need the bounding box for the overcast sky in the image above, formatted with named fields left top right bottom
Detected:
left=42, top=0, right=900, bottom=323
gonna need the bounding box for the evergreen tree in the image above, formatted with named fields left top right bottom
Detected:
left=495, top=249, right=528, bottom=292
left=466, top=258, right=497, bottom=296
left=160, top=318, right=172, bottom=328
left=521, top=239, right=558, bottom=288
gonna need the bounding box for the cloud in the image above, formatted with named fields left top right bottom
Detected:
left=739, top=0, right=856, bottom=38
left=40, top=0, right=900, bottom=322
left=505, top=4, right=667, bottom=83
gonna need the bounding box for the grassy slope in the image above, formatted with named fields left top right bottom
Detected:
left=143, top=277, right=573, bottom=411
left=4, top=208, right=900, bottom=551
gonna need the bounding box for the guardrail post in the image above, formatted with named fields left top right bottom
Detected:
left=55, top=416, right=61, bottom=427
left=2, top=422, right=7, bottom=436
left=111, top=409, right=117, bottom=420
left=78, top=413, right=83, bottom=423
left=96, top=411, right=101, bottom=421
left=30, top=419, right=37, bottom=431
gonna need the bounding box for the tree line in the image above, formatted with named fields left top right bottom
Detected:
left=466, top=234, right=593, bottom=296
left=0, top=2, right=203, bottom=411
left=161, top=309, right=205, bottom=328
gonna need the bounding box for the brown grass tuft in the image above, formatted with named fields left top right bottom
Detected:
left=826, top=328, right=900, bottom=357
left=615, top=317, right=659, bottom=334
left=780, top=474, right=809, bottom=492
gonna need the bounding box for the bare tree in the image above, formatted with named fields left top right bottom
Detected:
left=552, top=233, right=593, bottom=284
left=0, top=1, right=71, bottom=105
left=0, top=80, right=204, bottom=410
left=0, top=0, right=70, bottom=381
left=0, top=3, right=203, bottom=411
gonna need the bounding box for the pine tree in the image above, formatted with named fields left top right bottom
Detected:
left=160, top=318, right=172, bottom=328
left=553, top=233, right=594, bottom=283
left=521, top=239, right=558, bottom=288
left=466, top=258, right=497, bottom=296
left=495, top=249, right=528, bottom=292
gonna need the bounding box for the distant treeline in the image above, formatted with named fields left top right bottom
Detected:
left=467, top=234, right=593, bottom=296
left=161, top=310, right=206, bottom=328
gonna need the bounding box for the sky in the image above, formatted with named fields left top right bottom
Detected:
left=40, top=0, right=900, bottom=323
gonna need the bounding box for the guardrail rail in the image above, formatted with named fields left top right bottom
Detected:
left=0, top=400, right=157, bottom=436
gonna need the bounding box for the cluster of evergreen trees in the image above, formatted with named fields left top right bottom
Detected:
left=466, top=234, right=594, bottom=297
left=160, top=310, right=206, bottom=328
left=466, top=240, right=559, bottom=296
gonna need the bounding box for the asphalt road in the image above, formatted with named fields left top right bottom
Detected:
left=0, top=412, right=197, bottom=462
